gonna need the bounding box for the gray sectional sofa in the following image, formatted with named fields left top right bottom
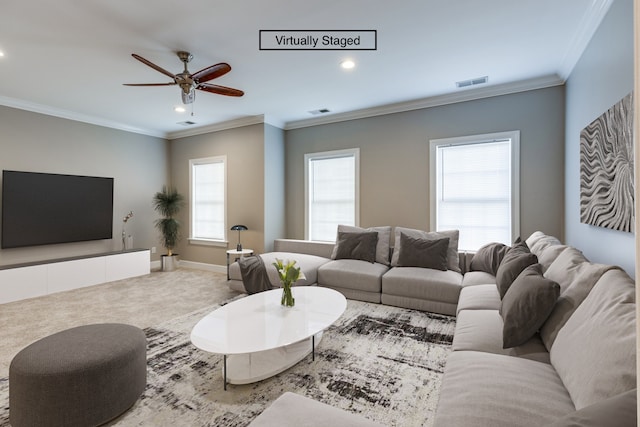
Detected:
left=232, top=229, right=636, bottom=426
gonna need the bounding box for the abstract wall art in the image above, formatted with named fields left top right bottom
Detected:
left=580, top=92, right=634, bottom=232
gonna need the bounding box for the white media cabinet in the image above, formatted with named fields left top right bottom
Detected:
left=0, top=249, right=150, bottom=304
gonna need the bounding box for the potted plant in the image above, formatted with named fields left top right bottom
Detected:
left=153, top=186, right=185, bottom=271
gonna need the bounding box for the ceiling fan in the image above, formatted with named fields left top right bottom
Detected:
left=124, top=51, right=244, bottom=104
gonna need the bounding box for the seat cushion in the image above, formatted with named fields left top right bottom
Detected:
left=453, top=309, right=550, bottom=363
left=550, top=268, right=636, bottom=410
left=549, top=389, right=636, bottom=427
left=456, top=284, right=500, bottom=314
left=382, top=267, right=462, bottom=304
left=461, top=270, right=496, bottom=287
left=317, top=259, right=388, bottom=293
left=434, top=351, right=575, bottom=427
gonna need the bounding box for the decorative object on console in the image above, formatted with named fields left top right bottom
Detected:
left=153, top=186, right=185, bottom=271
left=231, top=224, right=248, bottom=251
left=122, top=210, right=134, bottom=250
left=273, top=258, right=306, bottom=307
left=579, top=91, right=634, bottom=232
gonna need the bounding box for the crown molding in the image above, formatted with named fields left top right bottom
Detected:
left=0, top=95, right=164, bottom=138
left=558, top=0, right=615, bottom=79
left=165, top=115, right=268, bottom=140
left=284, top=74, right=565, bottom=130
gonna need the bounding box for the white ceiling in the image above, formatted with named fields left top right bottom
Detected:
left=0, top=0, right=613, bottom=139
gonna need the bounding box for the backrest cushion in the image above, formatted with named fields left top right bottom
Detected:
left=543, top=247, right=589, bottom=294
left=525, top=231, right=546, bottom=248
left=537, top=244, right=568, bottom=273
left=550, top=268, right=636, bottom=410
left=470, top=242, right=510, bottom=275
left=333, top=231, right=378, bottom=263
left=495, top=240, right=538, bottom=299
left=540, top=263, right=616, bottom=350
left=391, top=227, right=460, bottom=272
left=331, top=225, right=391, bottom=265
left=530, top=235, right=561, bottom=257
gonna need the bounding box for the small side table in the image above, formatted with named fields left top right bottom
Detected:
left=226, top=249, right=254, bottom=280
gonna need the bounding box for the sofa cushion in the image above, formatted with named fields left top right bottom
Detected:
left=461, top=271, right=496, bottom=287
left=549, top=389, right=636, bottom=427
left=248, top=392, right=385, bottom=427
left=331, top=225, right=391, bottom=266
left=433, top=351, right=575, bottom=427
left=524, top=231, right=546, bottom=249
left=317, top=259, right=388, bottom=293
left=550, top=268, right=636, bottom=410
left=382, top=267, right=462, bottom=304
left=333, top=231, right=378, bottom=263
left=397, top=234, right=449, bottom=270
left=258, top=252, right=329, bottom=287
left=453, top=309, right=550, bottom=363
left=469, top=242, right=510, bottom=275
left=529, top=235, right=561, bottom=257
left=391, top=227, right=460, bottom=272
left=495, top=240, right=537, bottom=299
left=543, top=247, right=589, bottom=294
left=500, top=264, right=559, bottom=348
left=456, top=284, right=501, bottom=314
left=537, top=244, right=568, bottom=273
left=540, top=262, right=617, bottom=350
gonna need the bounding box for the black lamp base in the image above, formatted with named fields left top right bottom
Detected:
left=237, top=243, right=242, bottom=251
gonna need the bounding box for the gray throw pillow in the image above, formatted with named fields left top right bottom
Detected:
left=548, top=389, right=636, bottom=427
left=333, top=231, right=378, bottom=263
left=495, top=240, right=537, bottom=299
left=500, top=263, right=560, bottom=349
left=391, top=227, right=460, bottom=272
left=470, top=242, right=510, bottom=275
left=397, top=234, right=450, bottom=271
left=330, top=225, right=392, bottom=265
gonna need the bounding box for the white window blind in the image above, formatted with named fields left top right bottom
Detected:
left=305, top=149, right=359, bottom=241
left=190, top=157, right=225, bottom=242
left=431, top=132, right=519, bottom=251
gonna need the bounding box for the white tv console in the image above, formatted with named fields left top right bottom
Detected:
left=0, top=249, right=150, bottom=304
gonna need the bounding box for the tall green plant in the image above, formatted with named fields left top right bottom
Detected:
left=152, top=186, right=185, bottom=256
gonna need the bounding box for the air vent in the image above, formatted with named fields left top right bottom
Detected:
left=455, top=76, right=488, bottom=88
left=177, top=120, right=197, bottom=126
left=308, top=108, right=331, bottom=115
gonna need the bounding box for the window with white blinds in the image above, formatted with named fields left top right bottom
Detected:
left=430, top=131, right=520, bottom=251
left=190, top=156, right=226, bottom=243
left=305, top=149, right=359, bottom=242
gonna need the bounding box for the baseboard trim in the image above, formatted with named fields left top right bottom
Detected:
left=179, top=260, right=226, bottom=274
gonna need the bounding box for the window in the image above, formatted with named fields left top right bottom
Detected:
left=189, top=156, right=226, bottom=245
left=305, top=148, right=359, bottom=242
left=430, top=131, right=520, bottom=251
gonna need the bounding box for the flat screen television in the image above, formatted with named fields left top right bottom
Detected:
left=1, top=170, right=114, bottom=249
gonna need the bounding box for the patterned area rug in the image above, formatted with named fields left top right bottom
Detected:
left=0, top=298, right=455, bottom=427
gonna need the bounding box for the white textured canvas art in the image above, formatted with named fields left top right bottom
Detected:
left=580, top=92, right=634, bottom=232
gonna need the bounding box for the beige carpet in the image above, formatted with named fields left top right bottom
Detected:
left=0, top=268, right=240, bottom=378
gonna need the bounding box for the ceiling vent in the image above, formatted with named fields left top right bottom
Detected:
left=177, top=120, right=197, bottom=126
left=309, top=108, right=331, bottom=115
left=456, top=76, right=488, bottom=88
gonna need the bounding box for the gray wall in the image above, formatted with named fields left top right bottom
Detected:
left=285, top=86, right=565, bottom=244
left=0, top=106, right=168, bottom=266
left=565, top=0, right=635, bottom=276
left=169, top=123, right=267, bottom=266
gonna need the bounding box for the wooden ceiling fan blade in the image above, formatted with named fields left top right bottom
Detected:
left=131, top=54, right=176, bottom=79
left=192, top=63, right=231, bottom=83
left=197, top=83, right=244, bottom=97
left=123, top=82, right=176, bottom=86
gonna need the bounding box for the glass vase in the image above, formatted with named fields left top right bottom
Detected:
left=281, top=282, right=295, bottom=307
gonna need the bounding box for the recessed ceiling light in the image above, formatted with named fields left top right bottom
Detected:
left=174, top=106, right=186, bottom=113
left=340, top=59, right=355, bottom=70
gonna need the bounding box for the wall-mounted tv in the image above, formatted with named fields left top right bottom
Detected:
left=1, top=170, right=114, bottom=249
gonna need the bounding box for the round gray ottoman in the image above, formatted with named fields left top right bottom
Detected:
left=9, top=323, right=147, bottom=427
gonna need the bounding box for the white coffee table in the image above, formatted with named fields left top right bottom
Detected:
left=190, top=286, right=347, bottom=389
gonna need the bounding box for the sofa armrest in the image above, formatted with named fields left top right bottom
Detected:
left=273, top=239, right=335, bottom=259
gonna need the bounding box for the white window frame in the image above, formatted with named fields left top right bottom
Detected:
left=304, top=148, right=360, bottom=241
left=429, top=131, right=520, bottom=250
left=188, top=155, right=227, bottom=247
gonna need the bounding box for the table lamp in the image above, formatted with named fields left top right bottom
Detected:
left=230, top=225, right=248, bottom=251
